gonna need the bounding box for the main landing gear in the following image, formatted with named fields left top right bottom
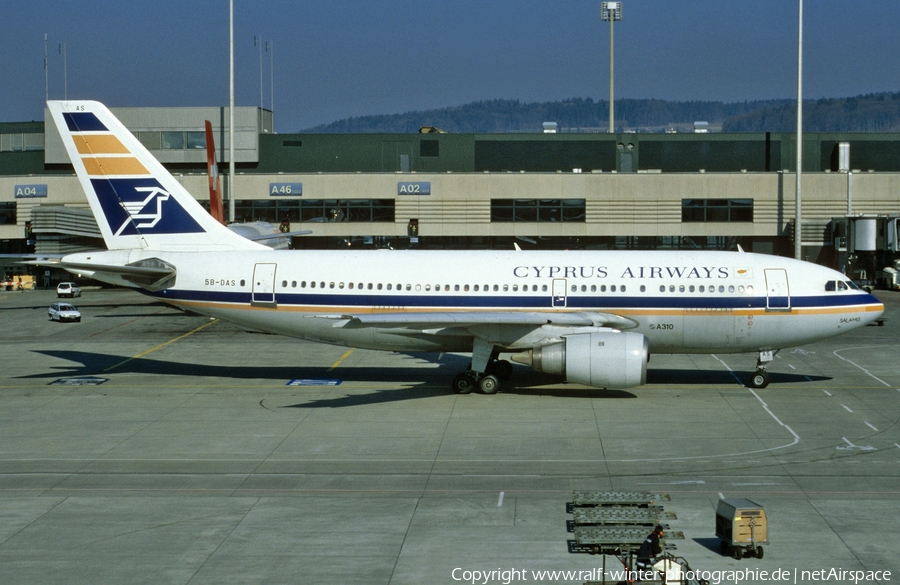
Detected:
left=451, top=359, right=513, bottom=395
left=451, top=338, right=513, bottom=395
left=748, top=350, right=775, bottom=388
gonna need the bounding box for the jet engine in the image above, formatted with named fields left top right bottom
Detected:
left=513, top=331, right=648, bottom=389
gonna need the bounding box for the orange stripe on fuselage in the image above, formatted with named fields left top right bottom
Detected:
left=82, top=157, right=149, bottom=176
left=162, top=299, right=884, bottom=318
left=73, top=134, right=129, bottom=155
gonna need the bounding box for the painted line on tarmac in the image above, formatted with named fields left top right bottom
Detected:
left=328, top=349, right=354, bottom=371
left=833, top=347, right=894, bottom=388
left=101, top=318, right=219, bottom=373
left=712, top=354, right=801, bottom=446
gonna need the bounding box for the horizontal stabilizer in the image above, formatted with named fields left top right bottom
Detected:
left=25, top=257, right=176, bottom=292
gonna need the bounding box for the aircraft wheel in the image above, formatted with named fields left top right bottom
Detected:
left=478, top=375, right=500, bottom=394
left=451, top=373, right=475, bottom=394
left=750, top=371, right=769, bottom=389
left=493, top=360, right=513, bottom=380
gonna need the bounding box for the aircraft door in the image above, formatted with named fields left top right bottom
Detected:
left=764, top=268, right=790, bottom=310
left=252, top=263, right=278, bottom=306
left=552, top=279, right=567, bottom=307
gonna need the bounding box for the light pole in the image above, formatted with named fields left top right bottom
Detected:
left=228, top=0, right=235, bottom=223
left=267, top=40, right=274, bottom=129
left=254, top=35, right=264, bottom=109
left=795, top=0, right=803, bottom=260
left=600, top=2, right=622, bottom=134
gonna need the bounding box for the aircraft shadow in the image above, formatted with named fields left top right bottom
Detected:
left=25, top=350, right=830, bottom=410
left=649, top=368, right=831, bottom=386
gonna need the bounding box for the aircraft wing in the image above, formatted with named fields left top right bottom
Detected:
left=332, top=311, right=637, bottom=330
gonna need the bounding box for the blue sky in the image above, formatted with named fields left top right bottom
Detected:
left=2, top=0, right=899, bottom=132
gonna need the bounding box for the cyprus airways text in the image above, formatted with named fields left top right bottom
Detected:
left=512, top=266, right=732, bottom=279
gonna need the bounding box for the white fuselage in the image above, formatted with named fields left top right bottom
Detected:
left=68, top=248, right=884, bottom=355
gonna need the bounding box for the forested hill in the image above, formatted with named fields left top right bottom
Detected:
left=301, top=92, right=900, bottom=133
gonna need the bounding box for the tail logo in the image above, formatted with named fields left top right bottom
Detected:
left=116, top=186, right=172, bottom=235
left=93, top=178, right=205, bottom=236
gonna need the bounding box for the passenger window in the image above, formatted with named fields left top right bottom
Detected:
left=348, top=283, right=354, bottom=289
left=376, top=283, right=382, bottom=290
left=464, top=284, right=470, bottom=291
left=611, top=285, right=616, bottom=292
left=329, top=282, right=335, bottom=289
left=301, top=281, right=306, bottom=288
left=571, top=285, right=577, bottom=293
left=503, top=284, right=509, bottom=292
left=512, top=285, right=518, bottom=292
left=689, top=285, right=694, bottom=293
left=669, top=285, right=675, bottom=292
left=281, top=280, right=287, bottom=288
left=474, top=285, right=479, bottom=292
left=406, top=284, right=411, bottom=291
left=339, top=282, right=344, bottom=289
left=679, top=285, right=685, bottom=293
left=621, top=285, right=626, bottom=292
left=659, top=285, right=665, bottom=293
left=640, top=285, right=646, bottom=292
left=311, top=281, right=316, bottom=288
left=728, top=285, right=735, bottom=293
left=445, top=285, right=450, bottom=291
left=699, top=285, right=704, bottom=292
left=718, top=285, right=725, bottom=292
left=387, top=284, right=392, bottom=290
left=747, top=285, right=754, bottom=294
left=542, top=285, right=548, bottom=292
left=591, top=285, right=597, bottom=292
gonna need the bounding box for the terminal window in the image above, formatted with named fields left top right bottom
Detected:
left=298, top=199, right=395, bottom=223
left=0, top=202, right=15, bottom=224
left=682, top=199, right=753, bottom=222
left=491, top=199, right=586, bottom=222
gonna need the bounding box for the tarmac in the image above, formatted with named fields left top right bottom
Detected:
left=1, top=286, right=898, bottom=585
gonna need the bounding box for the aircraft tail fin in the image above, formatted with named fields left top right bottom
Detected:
left=204, top=120, right=226, bottom=225
left=47, top=100, right=265, bottom=252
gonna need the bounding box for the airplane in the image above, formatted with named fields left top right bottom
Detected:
left=38, top=100, right=885, bottom=393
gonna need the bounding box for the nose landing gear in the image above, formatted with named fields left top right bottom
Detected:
left=748, top=350, right=776, bottom=388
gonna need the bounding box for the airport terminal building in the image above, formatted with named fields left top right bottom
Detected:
left=2, top=106, right=900, bottom=278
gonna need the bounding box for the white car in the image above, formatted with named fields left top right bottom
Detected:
left=49, top=302, right=81, bottom=322
left=57, top=282, right=82, bottom=298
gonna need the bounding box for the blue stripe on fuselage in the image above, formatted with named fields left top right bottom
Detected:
left=152, top=288, right=879, bottom=312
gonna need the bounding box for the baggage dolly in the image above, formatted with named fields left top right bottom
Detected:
left=715, top=498, right=768, bottom=559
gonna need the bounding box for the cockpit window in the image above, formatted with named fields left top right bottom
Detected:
left=825, top=280, right=836, bottom=292
left=838, top=281, right=848, bottom=291
left=845, top=281, right=860, bottom=290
